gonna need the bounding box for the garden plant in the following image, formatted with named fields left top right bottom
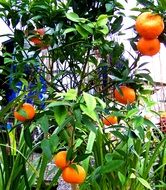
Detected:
left=0, top=0, right=166, bottom=190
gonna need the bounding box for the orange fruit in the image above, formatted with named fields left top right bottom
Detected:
left=137, top=37, right=160, bottom=56
left=135, top=12, right=164, bottom=39
left=102, top=115, right=118, bottom=126
left=29, top=37, right=42, bottom=45
left=53, top=151, right=70, bottom=170
left=29, top=37, right=48, bottom=50
left=14, top=103, right=35, bottom=122
left=36, top=28, right=45, bottom=36
left=62, top=164, right=86, bottom=184
left=29, top=28, right=48, bottom=50
left=114, top=86, right=136, bottom=105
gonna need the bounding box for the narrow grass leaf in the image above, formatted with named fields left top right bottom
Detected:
left=137, top=177, right=152, bottom=190
left=82, top=131, right=96, bottom=172
left=100, top=160, right=124, bottom=173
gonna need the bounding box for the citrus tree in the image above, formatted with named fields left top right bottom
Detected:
left=0, top=0, right=166, bottom=190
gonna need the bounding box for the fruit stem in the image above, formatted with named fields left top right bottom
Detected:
left=71, top=184, right=79, bottom=190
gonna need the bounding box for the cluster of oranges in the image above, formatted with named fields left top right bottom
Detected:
left=28, top=28, right=49, bottom=50
left=53, top=151, right=86, bottom=184
left=102, top=86, right=136, bottom=126
left=14, top=103, right=35, bottom=122
left=135, top=12, right=164, bottom=56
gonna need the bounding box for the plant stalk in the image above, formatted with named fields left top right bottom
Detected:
left=71, top=184, right=79, bottom=190
left=67, top=124, right=80, bottom=190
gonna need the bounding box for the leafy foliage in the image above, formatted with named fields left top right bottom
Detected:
left=0, top=0, right=165, bottom=190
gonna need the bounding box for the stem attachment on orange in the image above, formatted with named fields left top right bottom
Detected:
left=71, top=184, right=79, bottom=190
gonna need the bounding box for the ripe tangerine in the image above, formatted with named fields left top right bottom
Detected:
left=135, top=12, right=164, bottom=39
left=29, top=37, right=42, bottom=45
left=53, top=151, right=70, bottom=170
left=62, top=164, right=86, bottom=184
left=102, top=115, right=118, bottom=126
left=14, top=103, right=35, bottom=122
left=137, top=37, right=160, bottom=56
left=114, top=86, right=136, bottom=105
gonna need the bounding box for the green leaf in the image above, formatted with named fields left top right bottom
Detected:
left=83, top=92, right=96, bottom=110
left=74, top=153, right=91, bottom=163
left=83, top=117, right=97, bottom=133
left=87, top=22, right=95, bottom=28
left=137, top=177, right=152, bottom=190
left=97, top=14, right=108, bottom=26
left=73, top=108, right=82, bottom=127
left=111, top=16, right=123, bottom=34
left=64, top=89, right=77, bottom=101
left=138, top=62, right=149, bottom=68
left=111, top=131, right=127, bottom=141
left=158, top=0, right=166, bottom=9
left=99, top=25, right=109, bottom=35
left=4, top=57, right=13, bottom=64
left=18, top=109, right=28, bottom=118
left=24, top=126, right=32, bottom=149
left=49, top=134, right=59, bottom=153
left=32, top=4, right=49, bottom=11
left=144, top=118, right=157, bottom=128
left=126, top=108, right=139, bottom=118
left=66, top=12, right=83, bottom=22
left=47, top=101, right=71, bottom=108
left=88, top=55, right=98, bottom=66
left=115, top=2, right=125, bottom=9
left=82, top=131, right=96, bottom=172
left=144, top=138, right=166, bottom=178
left=66, top=145, right=75, bottom=161
left=38, top=114, right=49, bottom=133
left=137, top=0, right=155, bottom=7
left=80, top=104, right=98, bottom=121
left=20, top=78, right=28, bottom=87
left=100, top=160, right=124, bottom=173
left=75, top=24, right=89, bottom=38
left=105, top=153, right=113, bottom=162
left=133, top=116, right=144, bottom=127
left=14, top=29, right=24, bottom=48
left=0, top=0, right=11, bottom=10
left=155, top=181, right=166, bottom=188
left=130, top=40, right=137, bottom=51
left=118, top=171, right=126, bottom=185
left=41, top=139, right=52, bottom=160
left=56, top=89, right=77, bottom=101
left=36, top=155, right=48, bottom=190
left=56, top=116, right=73, bottom=135
left=105, top=3, right=114, bottom=13
left=136, top=73, right=154, bottom=84
left=96, top=97, right=106, bottom=109
left=63, top=27, right=76, bottom=34
left=81, top=23, right=93, bottom=34
left=54, top=105, right=67, bottom=126
left=74, top=138, right=83, bottom=149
